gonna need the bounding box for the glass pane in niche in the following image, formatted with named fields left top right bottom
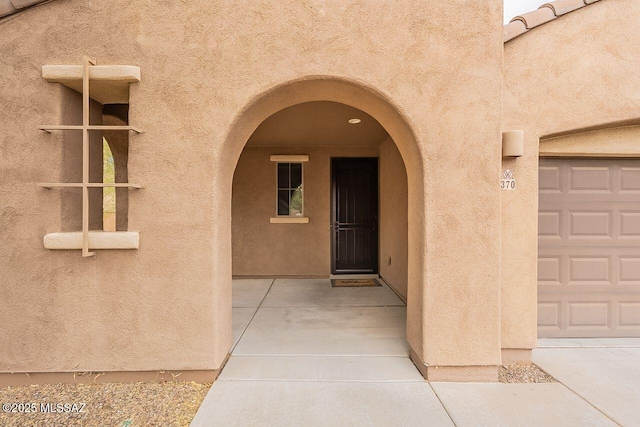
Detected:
left=278, top=190, right=290, bottom=215
left=290, top=163, right=302, bottom=188
left=290, top=187, right=303, bottom=216
left=277, top=163, right=290, bottom=189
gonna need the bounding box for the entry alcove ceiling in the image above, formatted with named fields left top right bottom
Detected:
left=246, top=101, right=390, bottom=147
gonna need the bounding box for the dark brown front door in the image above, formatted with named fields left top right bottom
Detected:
left=331, top=158, right=378, bottom=274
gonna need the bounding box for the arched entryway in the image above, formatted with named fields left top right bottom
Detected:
left=210, top=76, right=426, bottom=369
left=232, top=101, right=407, bottom=281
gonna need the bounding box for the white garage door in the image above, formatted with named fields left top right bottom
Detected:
left=538, top=158, right=640, bottom=337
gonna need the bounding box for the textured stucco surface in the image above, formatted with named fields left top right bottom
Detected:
left=502, top=0, right=640, bottom=350
left=378, top=137, right=409, bottom=299
left=0, top=0, right=503, bottom=375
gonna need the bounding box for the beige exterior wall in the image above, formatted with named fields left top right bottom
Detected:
left=379, top=137, right=409, bottom=299
left=502, top=0, right=640, bottom=350
left=232, top=145, right=377, bottom=277
left=0, top=0, right=504, bottom=379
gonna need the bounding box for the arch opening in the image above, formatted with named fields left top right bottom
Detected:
left=212, top=77, right=426, bottom=368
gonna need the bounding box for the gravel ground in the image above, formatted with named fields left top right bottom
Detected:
left=499, top=363, right=557, bottom=383
left=0, top=381, right=211, bottom=427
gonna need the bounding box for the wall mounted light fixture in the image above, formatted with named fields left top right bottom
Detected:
left=502, top=130, right=524, bottom=158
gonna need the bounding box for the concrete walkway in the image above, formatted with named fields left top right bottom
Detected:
left=534, top=339, right=640, bottom=426
left=191, top=279, right=626, bottom=426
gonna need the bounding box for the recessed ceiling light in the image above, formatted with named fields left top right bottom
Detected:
left=348, top=118, right=361, bottom=124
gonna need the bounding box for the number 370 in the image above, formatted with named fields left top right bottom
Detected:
left=500, top=179, right=516, bottom=190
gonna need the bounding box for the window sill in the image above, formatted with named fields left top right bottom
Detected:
left=269, top=217, right=309, bottom=224
left=42, top=64, right=140, bottom=104
left=44, top=231, right=139, bottom=250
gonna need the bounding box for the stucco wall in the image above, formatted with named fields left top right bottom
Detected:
left=232, top=145, right=377, bottom=277
left=0, top=0, right=503, bottom=377
left=502, top=0, right=640, bottom=350
left=378, top=137, right=408, bottom=299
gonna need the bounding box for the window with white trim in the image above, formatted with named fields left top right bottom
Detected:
left=269, top=155, right=309, bottom=223
left=277, top=162, right=304, bottom=217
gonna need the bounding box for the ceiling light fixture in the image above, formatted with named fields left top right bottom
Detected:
left=348, top=118, right=361, bottom=124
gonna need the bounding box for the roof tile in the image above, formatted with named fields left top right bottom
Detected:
left=0, top=0, right=17, bottom=17
left=503, top=20, right=528, bottom=42
left=511, top=6, right=557, bottom=29
left=505, top=0, right=604, bottom=42
left=10, top=0, right=46, bottom=9
left=542, top=0, right=586, bottom=16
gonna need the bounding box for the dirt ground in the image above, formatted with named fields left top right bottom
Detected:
left=0, top=381, right=211, bottom=427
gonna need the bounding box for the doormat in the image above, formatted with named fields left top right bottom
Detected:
left=331, top=279, right=381, bottom=287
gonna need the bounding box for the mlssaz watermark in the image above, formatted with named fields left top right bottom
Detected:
left=2, top=402, right=86, bottom=413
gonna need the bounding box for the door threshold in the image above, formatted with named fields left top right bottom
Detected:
left=330, top=273, right=380, bottom=280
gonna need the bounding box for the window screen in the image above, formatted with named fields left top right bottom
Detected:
left=277, top=163, right=303, bottom=216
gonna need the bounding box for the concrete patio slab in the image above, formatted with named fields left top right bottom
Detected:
left=432, top=383, right=616, bottom=427
left=219, top=356, right=424, bottom=382
left=261, top=278, right=404, bottom=307
left=232, top=306, right=409, bottom=356
left=538, top=338, right=640, bottom=348
left=199, top=278, right=640, bottom=426
left=191, top=381, right=453, bottom=427
left=232, top=279, right=273, bottom=308
left=534, top=347, right=640, bottom=426
left=232, top=308, right=256, bottom=347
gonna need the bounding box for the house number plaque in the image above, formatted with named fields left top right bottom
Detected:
left=500, top=169, right=516, bottom=190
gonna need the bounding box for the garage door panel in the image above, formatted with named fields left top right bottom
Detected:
left=539, top=159, right=640, bottom=338
left=569, top=166, right=612, bottom=193
left=569, top=257, right=611, bottom=285
left=539, top=166, right=562, bottom=192
left=537, top=302, right=561, bottom=331
left=568, top=302, right=610, bottom=327
left=540, top=197, right=639, bottom=206
left=538, top=257, right=562, bottom=284
left=620, top=211, right=640, bottom=237
left=567, top=302, right=611, bottom=329
left=569, top=211, right=612, bottom=238
left=619, top=303, right=640, bottom=328
left=542, top=242, right=639, bottom=249
left=539, top=211, right=562, bottom=238
left=620, top=257, right=640, bottom=284
left=620, top=167, right=640, bottom=192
